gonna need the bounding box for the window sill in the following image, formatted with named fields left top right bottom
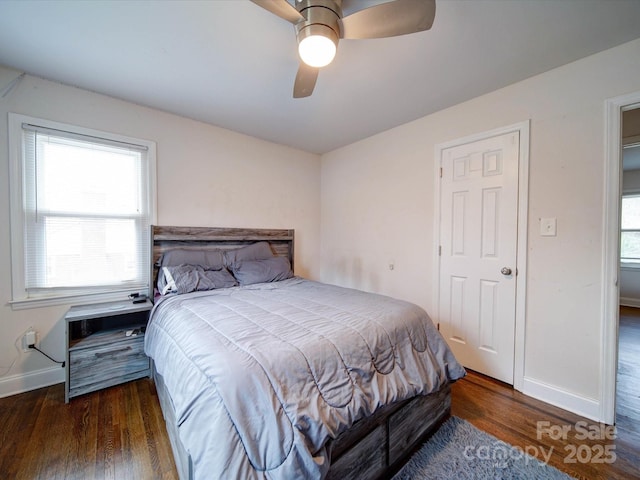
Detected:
left=9, top=289, right=148, bottom=311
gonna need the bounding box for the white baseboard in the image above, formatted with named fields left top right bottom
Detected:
left=619, top=296, right=640, bottom=308
left=0, top=366, right=64, bottom=398
left=522, top=376, right=601, bottom=423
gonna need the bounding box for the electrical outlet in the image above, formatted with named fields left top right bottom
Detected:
left=23, top=329, right=37, bottom=351
left=540, top=217, right=557, bottom=237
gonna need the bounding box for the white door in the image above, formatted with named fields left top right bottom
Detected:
left=438, top=131, right=519, bottom=384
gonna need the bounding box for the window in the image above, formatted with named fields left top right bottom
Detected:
left=9, top=114, right=156, bottom=307
left=621, top=194, right=640, bottom=266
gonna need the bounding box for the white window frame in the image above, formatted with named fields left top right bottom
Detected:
left=620, top=191, right=640, bottom=270
left=8, top=113, right=157, bottom=309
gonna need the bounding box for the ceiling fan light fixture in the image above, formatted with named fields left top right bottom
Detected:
left=297, top=24, right=338, bottom=68
left=250, top=0, right=437, bottom=97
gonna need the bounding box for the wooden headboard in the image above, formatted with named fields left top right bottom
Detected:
left=150, top=226, right=295, bottom=298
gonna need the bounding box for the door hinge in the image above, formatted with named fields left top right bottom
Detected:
left=440, top=167, right=443, bottom=178
left=438, top=245, right=442, bottom=256
left=437, top=323, right=440, bottom=331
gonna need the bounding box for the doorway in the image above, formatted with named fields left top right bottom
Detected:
left=603, top=93, right=640, bottom=425
left=617, top=108, right=640, bottom=429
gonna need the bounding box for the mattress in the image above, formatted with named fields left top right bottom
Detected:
left=144, top=277, right=465, bottom=479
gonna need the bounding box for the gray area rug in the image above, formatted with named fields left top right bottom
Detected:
left=393, top=416, right=573, bottom=479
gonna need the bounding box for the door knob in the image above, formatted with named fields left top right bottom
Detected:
left=501, top=267, right=512, bottom=276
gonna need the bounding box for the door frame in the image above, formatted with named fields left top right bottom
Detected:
left=433, top=121, right=530, bottom=390
left=602, top=92, right=640, bottom=425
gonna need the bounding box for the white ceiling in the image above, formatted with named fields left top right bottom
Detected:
left=1, top=0, right=640, bottom=154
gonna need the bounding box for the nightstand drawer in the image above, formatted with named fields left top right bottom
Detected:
left=69, top=336, right=149, bottom=395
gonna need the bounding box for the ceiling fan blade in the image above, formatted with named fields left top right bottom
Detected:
left=340, top=0, right=435, bottom=39
left=250, top=0, right=304, bottom=24
left=293, top=62, right=319, bottom=98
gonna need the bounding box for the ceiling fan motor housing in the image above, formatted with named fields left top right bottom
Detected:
left=295, top=0, right=343, bottom=48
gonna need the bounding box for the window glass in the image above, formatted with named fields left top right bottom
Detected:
left=621, top=195, right=640, bottom=264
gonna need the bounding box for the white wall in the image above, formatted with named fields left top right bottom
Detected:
left=0, top=67, right=321, bottom=396
left=320, top=38, right=640, bottom=420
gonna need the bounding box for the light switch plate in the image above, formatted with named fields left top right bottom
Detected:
left=540, top=217, right=557, bottom=236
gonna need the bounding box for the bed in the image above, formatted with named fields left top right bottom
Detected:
left=145, top=226, right=465, bottom=480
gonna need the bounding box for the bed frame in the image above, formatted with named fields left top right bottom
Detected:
left=149, top=226, right=451, bottom=480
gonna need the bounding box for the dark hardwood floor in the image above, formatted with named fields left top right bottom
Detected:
left=452, top=305, right=640, bottom=480
left=617, top=306, right=640, bottom=431
left=1, top=311, right=639, bottom=479
left=453, top=373, right=640, bottom=480
left=0, top=378, right=177, bottom=479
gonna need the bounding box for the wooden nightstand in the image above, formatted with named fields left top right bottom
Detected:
left=65, top=299, right=153, bottom=403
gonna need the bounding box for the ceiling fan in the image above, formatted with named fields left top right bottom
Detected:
left=250, top=0, right=436, bottom=98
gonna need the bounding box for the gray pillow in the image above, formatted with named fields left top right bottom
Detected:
left=223, top=242, right=274, bottom=268
left=157, top=248, right=224, bottom=293
left=159, top=248, right=224, bottom=268
left=231, top=256, right=293, bottom=286
left=161, top=264, right=237, bottom=295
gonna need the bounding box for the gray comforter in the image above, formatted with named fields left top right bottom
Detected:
left=144, top=277, right=465, bottom=479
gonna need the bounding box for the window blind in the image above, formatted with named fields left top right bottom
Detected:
left=21, top=125, right=151, bottom=294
